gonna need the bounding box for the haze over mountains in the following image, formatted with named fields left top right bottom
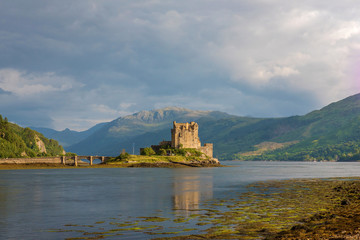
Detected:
left=32, top=123, right=108, bottom=148
left=34, top=94, right=360, bottom=161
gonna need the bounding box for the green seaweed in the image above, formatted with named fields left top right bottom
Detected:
left=138, top=217, right=170, bottom=222
left=173, top=217, right=188, bottom=223
left=95, top=221, right=105, bottom=224
left=109, top=222, right=138, bottom=227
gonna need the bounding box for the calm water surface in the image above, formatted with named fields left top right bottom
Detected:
left=1, top=161, right=360, bottom=239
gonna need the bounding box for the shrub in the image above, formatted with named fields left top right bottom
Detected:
left=141, top=147, right=156, bottom=156
left=174, top=148, right=187, bottom=156
left=108, top=151, right=131, bottom=162
left=118, top=152, right=130, bottom=160
left=159, top=148, right=167, bottom=156
left=65, top=152, right=77, bottom=157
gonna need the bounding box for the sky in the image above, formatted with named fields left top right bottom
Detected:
left=0, top=0, right=360, bottom=130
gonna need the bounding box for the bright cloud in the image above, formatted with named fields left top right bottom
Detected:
left=0, top=69, right=81, bottom=97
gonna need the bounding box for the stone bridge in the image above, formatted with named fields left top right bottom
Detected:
left=68, top=156, right=112, bottom=166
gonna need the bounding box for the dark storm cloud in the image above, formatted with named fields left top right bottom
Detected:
left=0, top=0, right=359, bottom=130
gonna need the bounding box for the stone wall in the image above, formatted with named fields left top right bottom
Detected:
left=0, top=156, right=109, bottom=165
left=0, top=157, right=62, bottom=164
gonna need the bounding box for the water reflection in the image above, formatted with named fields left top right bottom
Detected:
left=172, top=171, right=213, bottom=216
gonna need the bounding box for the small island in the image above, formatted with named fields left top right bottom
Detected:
left=106, top=121, right=220, bottom=167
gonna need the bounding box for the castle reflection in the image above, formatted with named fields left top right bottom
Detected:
left=172, top=172, right=213, bottom=216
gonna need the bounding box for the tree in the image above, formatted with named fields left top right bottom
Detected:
left=141, top=147, right=156, bottom=156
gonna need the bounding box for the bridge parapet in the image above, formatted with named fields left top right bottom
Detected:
left=66, top=156, right=109, bottom=166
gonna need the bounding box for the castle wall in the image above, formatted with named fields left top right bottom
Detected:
left=0, top=157, right=62, bottom=164
left=200, top=143, right=213, bottom=158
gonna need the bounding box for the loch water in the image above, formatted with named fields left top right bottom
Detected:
left=1, top=161, right=360, bottom=239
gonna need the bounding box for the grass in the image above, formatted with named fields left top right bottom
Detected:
left=107, top=155, right=179, bottom=164
left=107, top=154, right=208, bottom=164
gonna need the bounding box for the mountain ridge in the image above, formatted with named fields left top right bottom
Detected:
left=33, top=93, right=360, bottom=161
left=66, top=107, right=233, bottom=156
left=230, top=93, right=360, bottom=161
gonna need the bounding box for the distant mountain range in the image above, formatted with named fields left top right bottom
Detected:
left=31, top=122, right=107, bottom=147
left=33, top=94, right=360, bottom=161
left=66, top=107, right=231, bottom=156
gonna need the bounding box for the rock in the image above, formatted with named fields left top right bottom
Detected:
left=35, top=135, right=47, bottom=153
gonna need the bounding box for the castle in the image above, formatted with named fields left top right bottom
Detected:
left=148, top=121, right=213, bottom=158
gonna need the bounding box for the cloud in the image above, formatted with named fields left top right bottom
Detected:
left=1, top=0, right=360, bottom=130
left=204, top=4, right=360, bottom=104
left=0, top=69, right=82, bottom=97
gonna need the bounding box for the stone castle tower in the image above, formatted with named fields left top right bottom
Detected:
left=171, top=121, right=201, bottom=149
left=143, top=121, right=214, bottom=158
left=171, top=121, right=213, bottom=158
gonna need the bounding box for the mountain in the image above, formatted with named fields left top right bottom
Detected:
left=212, top=93, right=360, bottom=161
left=66, top=107, right=233, bottom=156
left=0, top=115, right=65, bottom=158
left=31, top=122, right=108, bottom=147
left=39, top=93, right=360, bottom=161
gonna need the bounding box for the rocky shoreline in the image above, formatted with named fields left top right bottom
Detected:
left=123, top=161, right=221, bottom=168
left=0, top=160, right=221, bottom=170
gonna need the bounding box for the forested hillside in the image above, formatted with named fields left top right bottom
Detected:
left=0, top=115, right=65, bottom=158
